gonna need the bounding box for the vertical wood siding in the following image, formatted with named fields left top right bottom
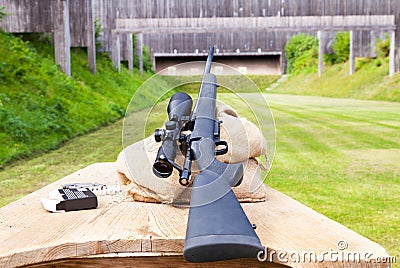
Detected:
left=0, top=0, right=399, bottom=57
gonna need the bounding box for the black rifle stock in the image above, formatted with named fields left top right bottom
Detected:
left=153, top=46, right=264, bottom=262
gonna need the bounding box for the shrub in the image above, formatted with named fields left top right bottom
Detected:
left=375, top=35, right=390, bottom=58
left=0, top=6, right=6, bottom=22
left=285, top=34, right=318, bottom=74
left=324, top=32, right=350, bottom=65
left=292, top=47, right=319, bottom=75
left=355, top=58, right=372, bottom=71
left=332, top=32, right=350, bottom=63
left=133, top=35, right=153, bottom=72
left=94, top=18, right=103, bottom=50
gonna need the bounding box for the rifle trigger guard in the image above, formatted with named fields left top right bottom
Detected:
left=214, top=140, right=228, bottom=155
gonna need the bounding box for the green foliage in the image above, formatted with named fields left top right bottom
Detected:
left=291, top=46, right=318, bottom=75
left=324, top=32, right=350, bottom=65
left=0, top=6, right=6, bottom=22
left=375, top=35, right=390, bottom=58
left=285, top=34, right=318, bottom=74
left=94, top=18, right=103, bottom=50
left=375, top=58, right=382, bottom=67
left=0, top=32, right=152, bottom=167
left=332, top=32, right=350, bottom=63
left=355, top=57, right=373, bottom=71
left=133, top=35, right=153, bottom=72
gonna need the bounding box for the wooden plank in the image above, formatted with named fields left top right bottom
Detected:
left=0, top=162, right=391, bottom=267
left=349, top=30, right=356, bottom=75
left=389, top=30, right=396, bottom=77
left=115, top=15, right=396, bottom=34
left=136, top=33, right=144, bottom=75
left=69, top=0, right=86, bottom=47
left=111, top=32, right=121, bottom=72
left=53, top=0, right=71, bottom=76
left=126, top=33, right=134, bottom=72
left=25, top=255, right=288, bottom=267
left=280, top=50, right=287, bottom=74
left=86, top=0, right=96, bottom=74
left=318, top=31, right=324, bottom=77
left=0, top=0, right=52, bottom=33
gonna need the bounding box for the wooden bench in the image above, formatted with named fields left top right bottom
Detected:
left=0, top=162, right=390, bottom=267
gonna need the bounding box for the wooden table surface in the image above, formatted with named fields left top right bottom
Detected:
left=0, top=162, right=391, bottom=267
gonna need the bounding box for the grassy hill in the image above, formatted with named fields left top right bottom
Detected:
left=0, top=32, right=154, bottom=168
left=273, top=58, right=400, bottom=102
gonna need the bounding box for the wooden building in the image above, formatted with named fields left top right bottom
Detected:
left=0, top=0, right=399, bottom=75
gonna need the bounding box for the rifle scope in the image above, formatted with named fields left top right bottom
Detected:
left=167, top=92, right=193, bottom=120
left=153, top=92, right=193, bottom=178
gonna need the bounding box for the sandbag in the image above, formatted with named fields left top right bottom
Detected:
left=233, top=158, right=266, bottom=202
left=216, top=104, right=268, bottom=165
left=116, top=136, right=186, bottom=203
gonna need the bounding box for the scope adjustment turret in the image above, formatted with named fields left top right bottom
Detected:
left=165, top=121, right=176, bottom=130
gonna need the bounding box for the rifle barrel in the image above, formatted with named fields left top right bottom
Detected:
left=203, top=46, right=214, bottom=75
left=194, top=46, right=215, bottom=113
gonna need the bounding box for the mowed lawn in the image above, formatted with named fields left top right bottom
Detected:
left=0, top=93, right=399, bottom=260
left=263, top=94, right=399, bottom=260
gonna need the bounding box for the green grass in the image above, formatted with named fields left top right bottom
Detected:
left=0, top=118, right=125, bottom=206
left=273, top=58, right=400, bottom=102
left=1, top=93, right=398, bottom=263
left=264, top=94, right=399, bottom=262
left=161, top=74, right=280, bottom=93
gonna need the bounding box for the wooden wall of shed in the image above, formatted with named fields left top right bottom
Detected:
left=0, top=0, right=53, bottom=33
left=94, top=0, right=399, bottom=19
left=92, top=0, right=400, bottom=58
left=69, top=0, right=90, bottom=47
left=0, top=0, right=399, bottom=58
left=0, top=0, right=91, bottom=47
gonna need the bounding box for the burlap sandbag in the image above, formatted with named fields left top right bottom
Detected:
left=116, top=104, right=268, bottom=203
left=116, top=136, right=186, bottom=203
left=234, top=158, right=266, bottom=202
left=216, top=104, right=268, bottom=166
